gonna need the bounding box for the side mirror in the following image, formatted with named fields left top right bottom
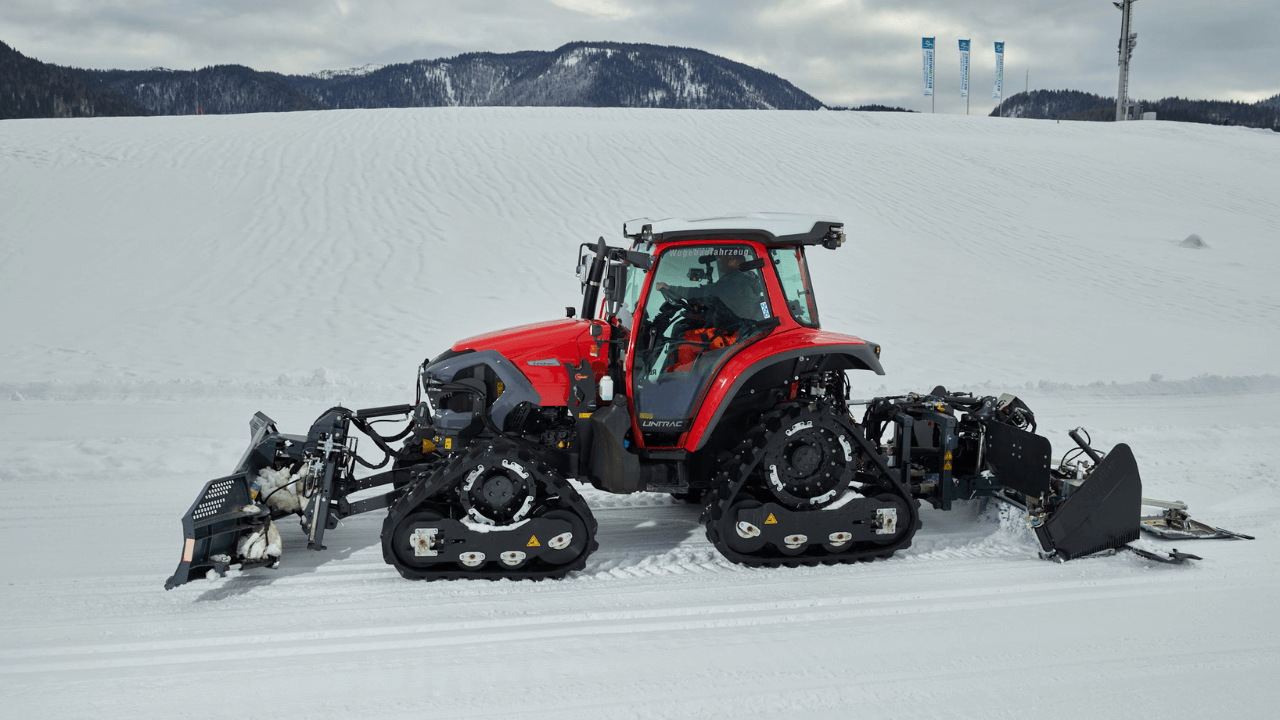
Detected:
left=624, top=250, right=653, bottom=271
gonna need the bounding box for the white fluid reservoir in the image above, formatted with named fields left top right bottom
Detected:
left=598, top=375, right=614, bottom=403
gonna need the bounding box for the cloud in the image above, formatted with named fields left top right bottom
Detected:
left=547, top=0, right=636, bottom=21
left=1, top=0, right=1275, bottom=111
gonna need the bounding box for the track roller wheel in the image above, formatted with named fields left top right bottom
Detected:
left=724, top=499, right=767, bottom=554
left=390, top=509, right=448, bottom=570
left=775, top=531, right=810, bottom=556
left=870, top=493, right=912, bottom=545
left=535, top=508, right=590, bottom=566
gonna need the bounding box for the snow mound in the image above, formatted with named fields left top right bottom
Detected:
left=1179, top=233, right=1210, bottom=248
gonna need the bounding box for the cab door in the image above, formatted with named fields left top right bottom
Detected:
left=627, top=242, right=776, bottom=447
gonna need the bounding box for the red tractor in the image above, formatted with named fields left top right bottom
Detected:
left=167, top=215, right=1238, bottom=589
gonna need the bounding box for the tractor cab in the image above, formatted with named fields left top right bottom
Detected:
left=577, top=214, right=848, bottom=453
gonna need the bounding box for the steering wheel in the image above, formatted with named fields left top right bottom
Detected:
left=657, top=284, right=690, bottom=308
left=658, top=285, right=709, bottom=316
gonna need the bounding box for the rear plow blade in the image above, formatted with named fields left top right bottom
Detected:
left=1037, top=443, right=1142, bottom=560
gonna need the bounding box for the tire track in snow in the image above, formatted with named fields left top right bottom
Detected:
left=0, top=569, right=1228, bottom=674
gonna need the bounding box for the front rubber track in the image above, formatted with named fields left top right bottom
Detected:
left=380, top=443, right=599, bottom=581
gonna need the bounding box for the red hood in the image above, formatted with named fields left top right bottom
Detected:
left=452, top=318, right=593, bottom=362
left=451, top=318, right=606, bottom=406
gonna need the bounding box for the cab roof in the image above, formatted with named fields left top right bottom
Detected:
left=622, top=213, right=844, bottom=248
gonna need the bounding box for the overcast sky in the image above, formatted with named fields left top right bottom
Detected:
left=4, top=0, right=1277, bottom=113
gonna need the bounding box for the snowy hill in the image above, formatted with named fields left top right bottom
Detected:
left=68, top=63, right=325, bottom=116
left=55, top=42, right=822, bottom=115
left=0, top=39, right=143, bottom=119
left=1, top=109, right=1278, bottom=718
left=278, top=41, right=823, bottom=110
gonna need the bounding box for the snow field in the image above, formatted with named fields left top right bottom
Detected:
left=1, top=108, right=1278, bottom=718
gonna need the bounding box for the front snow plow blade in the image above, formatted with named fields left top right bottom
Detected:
left=164, top=472, right=277, bottom=590
left=165, top=412, right=285, bottom=590
left=165, top=405, right=418, bottom=590
left=1036, top=443, right=1142, bottom=560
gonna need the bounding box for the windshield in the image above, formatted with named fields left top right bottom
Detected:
left=769, top=246, right=819, bottom=327
left=631, top=244, right=774, bottom=433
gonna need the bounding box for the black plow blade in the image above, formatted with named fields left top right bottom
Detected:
left=1039, top=443, right=1142, bottom=560
left=164, top=472, right=274, bottom=589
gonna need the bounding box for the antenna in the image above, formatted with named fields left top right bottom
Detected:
left=1114, top=0, right=1139, bottom=121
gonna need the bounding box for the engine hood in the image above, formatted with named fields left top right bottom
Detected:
left=450, top=318, right=605, bottom=406
left=451, top=319, right=594, bottom=362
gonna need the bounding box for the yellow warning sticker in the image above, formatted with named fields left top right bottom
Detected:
left=943, top=462, right=953, bottom=471
left=579, top=412, right=592, bottom=419
left=765, top=513, right=778, bottom=525
left=444, top=437, right=452, bottom=450
left=527, top=535, right=541, bottom=547
left=639, top=412, right=654, bottom=419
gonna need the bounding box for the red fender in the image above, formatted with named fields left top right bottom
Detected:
left=681, top=328, right=882, bottom=452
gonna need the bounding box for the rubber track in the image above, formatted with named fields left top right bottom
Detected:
left=380, top=442, right=599, bottom=581
left=701, top=403, right=923, bottom=568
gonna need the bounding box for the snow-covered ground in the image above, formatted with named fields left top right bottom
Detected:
left=1, top=109, right=1278, bottom=718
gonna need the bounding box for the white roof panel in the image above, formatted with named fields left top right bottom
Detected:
left=623, top=213, right=842, bottom=243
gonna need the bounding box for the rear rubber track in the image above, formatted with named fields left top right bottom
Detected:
left=701, top=403, right=922, bottom=568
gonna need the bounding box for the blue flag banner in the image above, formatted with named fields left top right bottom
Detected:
left=993, top=41, right=1005, bottom=100
left=959, top=39, right=970, bottom=99
left=922, top=37, right=935, bottom=97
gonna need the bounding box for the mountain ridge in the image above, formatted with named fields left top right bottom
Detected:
left=0, top=40, right=145, bottom=119
left=58, top=41, right=824, bottom=115
left=992, top=88, right=1280, bottom=131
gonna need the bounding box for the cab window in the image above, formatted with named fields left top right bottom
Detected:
left=616, top=247, right=650, bottom=329
left=769, top=246, right=819, bottom=327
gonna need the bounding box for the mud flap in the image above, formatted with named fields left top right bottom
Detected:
left=1037, top=443, right=1142, bottom=560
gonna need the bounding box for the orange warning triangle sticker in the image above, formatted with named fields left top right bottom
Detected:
left=765, top=513, right=778, bottom=525
left=527, top=535, right=541, bottom=547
